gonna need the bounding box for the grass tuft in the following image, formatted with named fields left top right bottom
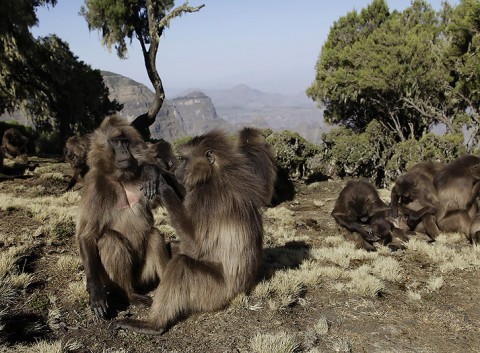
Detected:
left=251, top=331, right=299, bottom=353
left=348, top=265, right=385, bottom=297
left=314, top=315, right=329, bottom=335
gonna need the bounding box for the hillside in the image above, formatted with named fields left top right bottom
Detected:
left=0, top=160, right=479, bottom=352
left=104, top=72, right=327, bottom=144
left=184, top=84, right=329, bottom=144
left=0, top=72, right=328, bottom=144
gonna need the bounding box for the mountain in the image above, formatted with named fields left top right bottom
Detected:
left=170, top=91, right=231, bottom=136
left=1, top=72, right=327, bottom=144
left=178, top=84, right=328, bottom=144
left=102, top=71, right=227, bottom=141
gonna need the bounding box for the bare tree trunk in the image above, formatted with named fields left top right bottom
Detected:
left=130, top=1, right=204, bottom=140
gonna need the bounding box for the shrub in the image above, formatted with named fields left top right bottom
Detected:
left=321, top=121, right=465, bottom=186
left=321, top=120, right=395, bottom=185
left=385, top=133, right=464, bottom=182
left=266, top=130, right=322, bottom=180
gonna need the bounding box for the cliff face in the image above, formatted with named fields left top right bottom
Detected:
left=1, top=72, right=326, bottom=144
left=148, top=100, right=187, bottom=141
left=101, top=71, right=223, bottom=141
left=101, top=71, right=154, bottom=122
left=171, top=91, right=232, bottom=135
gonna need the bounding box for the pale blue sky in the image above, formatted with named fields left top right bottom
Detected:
left=32, top=1, right=457, bottom=96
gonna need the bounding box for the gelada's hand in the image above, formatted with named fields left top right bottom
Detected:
left=141, top=164, right=160, bottom=200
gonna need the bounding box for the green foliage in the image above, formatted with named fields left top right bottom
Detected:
left=385, top=133, right=465, bottom=181
left=307, top=0, right=453, bottom=140
left=446, top=0, right=480, bottom=148
left=35, top=131, right=63, bottom=156
left=321, top=120, right=395, bottom=185
left=81, top=0, right=175, bottom=59
left=321, top=119, right=464, bottom=185
left=0, top=0, right=57, bottom=113
left=266, top=130, right=321, bottom=180
left=1, top=1, right=121, bottom=154
left=27, top=35, right=122, bottom=139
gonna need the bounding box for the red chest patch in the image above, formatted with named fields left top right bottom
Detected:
left=118, top=183, right=142, bottom=209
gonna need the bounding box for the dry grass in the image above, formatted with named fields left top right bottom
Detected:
left=427, top=276, right=444, bottom=292
left=330, top=338, right=353, bottom=352
left=2, top=161, right=480, bottom=351
left=55, top=255, right=82, bottom=274
left=65, top=281, right=89, bottom=305
left=250, top=331, right=299, bottom=353
left=371, top=256, right=403, bottom=282
left=12, top=339, right=82, bottom=353
left=407, top=236, right=480, bottom=273
left=347, top=265, right=385, bottom=297
left=313, top=315, right=329, bottom=335
left=0, top=192, right=78, bottom=241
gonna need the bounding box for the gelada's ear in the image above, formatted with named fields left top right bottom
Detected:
left=205, top=150, right=215, bottom=165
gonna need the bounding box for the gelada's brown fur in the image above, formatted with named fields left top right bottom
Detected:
left=145, top=139, right=185, bottom=201
left=2, top=127, right=29, bottom=163
left=390, top=161, right=443, bottom=241
left=76, top=115, right=169, bottom=319
left=331, top=180, right=407, bottom=251
left=469, top=213, right=480, bottom=245
left=237, top=127, right=277, bottom=206
left=64, top=134, right=91, bottom=191
left=117, top=130, right=264, bottom=334
left=434, top=155, right=480, bottom=237
left=146, top=139, right=178, bottom=171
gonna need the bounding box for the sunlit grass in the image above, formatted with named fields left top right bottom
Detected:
left=251, top=331, right=299, bottom=353
left=8, top=273, right=34, bottom=289
left=311, top=241, right=376, bottom=268
left=12, top=339, right=83, bottom=353
left=427, top=276, right=444, bottom=292
left=371, top=256, right=403, bottom=282
left=65, top=281, right=88, bottom=305
left=254, top=269, right=306, bottom=311
left=56, top=255, right=82, bottom=274
left=407, top=290, right=422, bottom=301
left=348, top=265, right=385, bottom=297
left=313, top=315, right=329, bottom=335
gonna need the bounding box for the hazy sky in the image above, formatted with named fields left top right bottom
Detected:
left=32, top=0, right=457, bottom=97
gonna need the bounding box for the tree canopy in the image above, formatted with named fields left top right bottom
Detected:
left=0, top=0, right=121, bottom=149
left=81, top=0, right=204, bottom=139
left=0, top=0, right=57, bottom=113
left=307, top=0, right=479, bottom=143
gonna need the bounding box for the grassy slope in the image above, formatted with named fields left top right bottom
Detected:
left=0, top=158, right=479, bottom=352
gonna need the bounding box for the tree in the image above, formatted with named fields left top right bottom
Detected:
left=307, top=0, right=451, bottom=141
left=81, top=0, right=204, bottom=139
left=0, top=0, right=122, bottom=153
left=29, top=35, right=122, bottom=137
left=445, top=0, right=480, bottom=149
left=0, top=0, right=57, bottom=113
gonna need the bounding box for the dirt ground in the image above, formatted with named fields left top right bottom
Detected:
left=0, top=157, right=479, bottom=353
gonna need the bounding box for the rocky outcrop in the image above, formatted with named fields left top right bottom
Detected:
left=101, top=71, right=154, bottom=122
left=101, top=72, right=225, bottom=141
left=148, top=100, right=187, bottom=141
left=171, top=91, right=231, bottom=135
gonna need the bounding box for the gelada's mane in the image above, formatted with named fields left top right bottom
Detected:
left=87, top=115, right=151, bottom=178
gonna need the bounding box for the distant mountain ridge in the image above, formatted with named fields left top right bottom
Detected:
left=103, top=74, right=328, bottom=144
left=1, top=71, right=327, bottom=144
left=199, top=84, right=328, bottom=144
left=102, top=71, right=225, bottom=141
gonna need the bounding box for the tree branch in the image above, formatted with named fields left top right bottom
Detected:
left=158, top=2, right=205, bottom=29
left=402, top=96, right=455, bottom=133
